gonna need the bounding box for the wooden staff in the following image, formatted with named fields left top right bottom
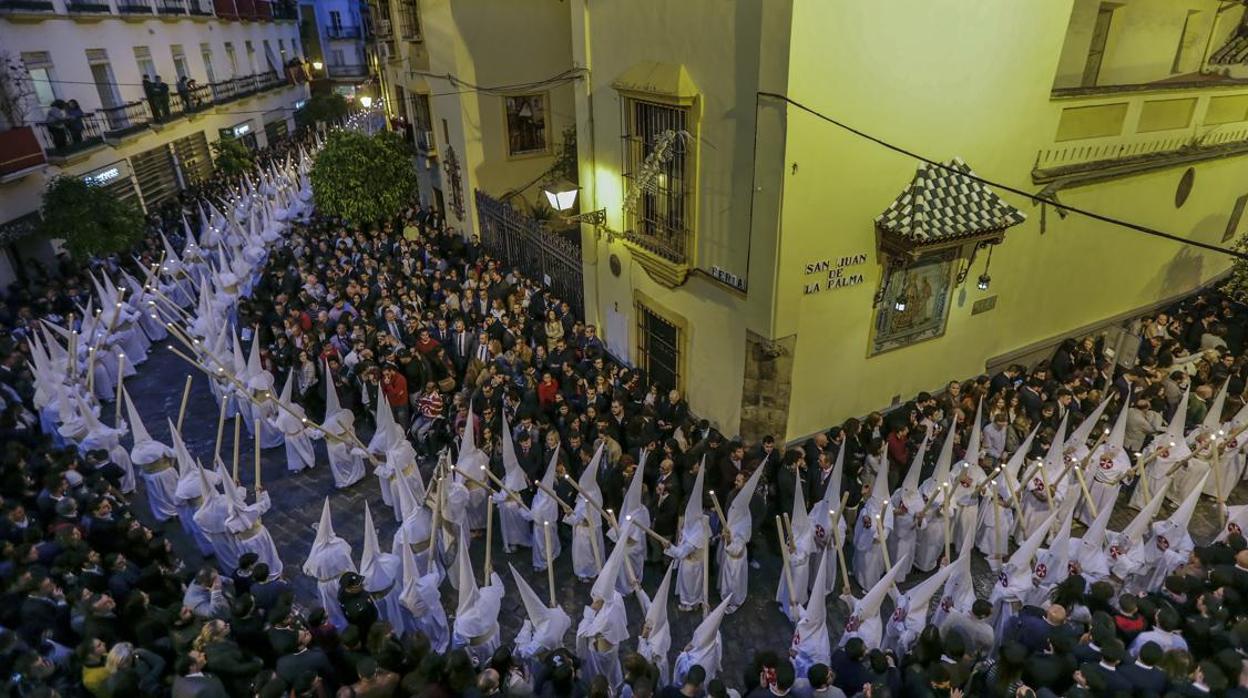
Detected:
left=993, top=486, right=1004, bottom=564
left=561, top=474, right=618, bottom=531
left=67, top=321, right=77, bottom=381
left=1213, top=439, right=1227, bottom=528
left=85, top=348, right=96, bottom=393
left=532, top=478, right=573, bottom=515
left=430, top=476, right=444, bottom=557
left=623, top=513, right=673, bottom=548
left=1038, top=463, right=1054, bottom=510
left=781, top=512, right=794, bottom=555
left=776, top=513, right=796, bottom=609
left=588, top=516, right=604, bottom=573
left=484, top=496, right=494, bottom=585
left=874, top=500, right=893, bottom=570
left=477, top=467, right=533, bottom=514
left=213, top=394, right=227, bottom=464
left=971, top=466, right=1004, bottom=495
left=114, top=353, right=125, bottom=428
left=1071, top=458, right=1098, bottom=519
left=833, top=515, right=851, bottom=596
left=232, top=415, right=241, bottom=483
left=254, top=415, right=262, bottom=490
left=701, top=515, right=710, bottom=616
left=708, top=490, right=729, bottom=530
left=943, top=504, right=953, bottom=565
left=176, top=375, right=193, bottom=432
left=543, top=521, right=556, bottom=607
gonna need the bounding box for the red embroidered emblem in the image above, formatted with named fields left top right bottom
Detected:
left=1109, top=545, right=1122, bottom=560
left=998, top=571, right=1009, bottom=586
left=844, top=615, right=862, bottom=632
left=1156, top=535, right=1169, bottom=551
left=1034, top=563, right=1048, bottom=579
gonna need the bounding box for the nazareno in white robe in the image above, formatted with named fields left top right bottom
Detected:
left=565, top=495, right=605, bottom=581
left=852, top=497, right=892, bottom=590
left=913, top=481, right=946, bottom=572
left=666, top=516, right=708, bottom=609
left=324, top=430, right=367, bottom=488
left=522, top=491, right=561, bottom=571
left=495, top=492, right=533, bottom=551
left=225, top=490, right=284, bottom=578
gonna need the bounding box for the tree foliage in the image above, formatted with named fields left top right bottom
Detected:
left=41, top=176, right=144, bottom=260
left=211, top=137, right=255, bottom=178
left=311, top=130, right=417, bottom=225
left=1221, top=232, right=1248, bottom=301
left=299, top=92, right=349, bottom=127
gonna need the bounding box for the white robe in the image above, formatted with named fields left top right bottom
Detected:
left=281, top=428, right=316, bottom=473
left=226, top=491, right=284, bottom=578
left=495, top=493, right=533, bottom=551
left=136, top=458, right=181, bottom=522
left=304, top=542, right=355, bottom=630
left=610, top=511, right=648, bottom=595
left=325, top=435, right=367, bottom=489
left=524, top=492, right=562, bottom=571
left=401, top=567, right=449, bottom=653
left=576, top=595, right=628, bottom=692
left=888, top=495, right=921, bottom=582
left=667, top=519, right=708, bottom=609
left=913, top=483, right=946, bottom=572
left=852, top=499, right=891, bottom=590
left=674, top=635, right=722, bottom=686
left=565, top=497, right=605, bottom=581
left=251, top=399, right=285, bottom=449
left=717, top=535, right=749, bottom=610
left=194, top=494, right=238, bottom=573
left=975, top=497, right=1014, bottom=568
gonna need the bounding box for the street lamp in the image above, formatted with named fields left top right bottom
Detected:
left=359, top=95, right=373, bottom=109
left=541, top=179, right=607, bottom=226
left=542, top=179, right=580, bottom=212
left=312, top=60, right=323, bottom=71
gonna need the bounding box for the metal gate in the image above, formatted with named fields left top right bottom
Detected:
left=475, top=190, right=584, bottom=317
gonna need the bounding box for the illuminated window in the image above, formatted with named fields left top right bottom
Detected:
left=622, top=98, right=693, bottom=263
left=504, top=93, right=549, bottom=157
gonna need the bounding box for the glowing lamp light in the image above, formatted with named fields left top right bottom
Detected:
left=893, top=298, right=907, bottom=312
left=312, top=60, right=323, bottom=70
left=359, top=95, right=373, bottom=109
left=976, top=274, right=991, bottom=291
left=542, top=179, right=580, bottom=212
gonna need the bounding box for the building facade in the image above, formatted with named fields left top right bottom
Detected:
left=565, top=0, right=1248, bottom=442
left=368, top=0, right=575, bottom=235
left=0, top=0, right=308, bottom=285
left=297, top=0, right=368, bottom=86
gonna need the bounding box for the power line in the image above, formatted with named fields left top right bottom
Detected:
left=757, top=91, right=1248, bottom=262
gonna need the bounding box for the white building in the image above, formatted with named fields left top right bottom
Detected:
left=298, top=0, right=369, bottom=86
left=0, top=0, right=309, bottom=285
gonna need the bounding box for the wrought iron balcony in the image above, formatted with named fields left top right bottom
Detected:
left=65, top=0, right=111, bottom=13
left=99, top=101, right=152, bottom=137
left=36, top=114, right=105, bottom=158
left=326, top=24, right=362, bottom=39
left=158, top=0, right=186, bottom=14
left=117, top=0, right=152, bottom=13
left=0, top=0, right=55, bottom=12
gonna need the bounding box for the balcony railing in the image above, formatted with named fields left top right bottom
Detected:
left=1035, top=81, right=1248, bottom=181
left=255, top=0, right=270, bottom=18
left=99, top=100, right=152, bottom=136
left=233, top=0, right=254, bottom=18
left=0, top=0, right=55, bottom=10
left=326, top=62, right=367, bottom=78
left=188, top=0, right=210, bottom=13
left=66, top=0, right=111, bottom=12
left=326, top=24, right=361, bottom=39
left=208, top=71, right=287, bottom=105
left=36, top=114, right=105, bottom=158
left=271, top=0, right=294, bottom=19
left=158, top=0, right=185, bottom=13
left=212, top=0, right=234, bottom=17
left=117, top=0, right=151, bottom=12
left=415, top=128, right=435, bottom=154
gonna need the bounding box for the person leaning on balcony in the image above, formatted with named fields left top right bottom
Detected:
left=65, top=100, right=85, bottom=143
left=177, top=76, right=193, bottom=112
left=44, top=100, right=69, bottom=149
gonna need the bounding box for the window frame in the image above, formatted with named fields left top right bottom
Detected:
left=501, top=91, right=551, bottom=159
left=618, top=93, right=699, bottom=266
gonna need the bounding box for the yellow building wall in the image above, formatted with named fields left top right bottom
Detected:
left=1052, top=0, right=1239, bottom=89
left=570, top=0, right=793, bottom=435
left=416, top=0, right=575, bottom=233
left=776, top=0, right=1241, bottom=439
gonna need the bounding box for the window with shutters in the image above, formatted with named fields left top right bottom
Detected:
left=20, top=52, right=58, bottom=109
left=172, top=132, right=212, bottom=186
left=131, top=144, right=180, bottom=207
left=134, top=46, right=157, bottom=80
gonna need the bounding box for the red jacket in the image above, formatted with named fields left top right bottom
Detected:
left=382, top=373, right=408, bottom=407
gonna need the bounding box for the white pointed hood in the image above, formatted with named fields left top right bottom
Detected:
left=795, top=550, right=831, bottom=641
left=869, top=457, right=890, bottom=505
left=932, top=422, right=957, bottom=487
left=1002, top=425, right=1038, bottom=492
left=590, top=533, right=630, bottom=602
left=124, top=388, right=173, bottom=464
left=689, top=597, right=733, bottom=652
left=304, top=497, right=357, bottom=580
left=455, top=525, right=479, bottom=618
left=1043, top=413, right=1071, bottom=479
left=850, top=556, right=907, bottom=620
left=500, top=412, right=527, bottom=492
left=1120, top=481, right=1171, bottom=546
left=684, top=456, right=707, bottom=524
left=1158, top=386, right=1192, bottom=462
left=902, top=436, right=929, bottom=493
left=1078, top=493, right=1115, bottom=552
left=368, top=393, right=400, bottom=455
left=1034, top=502, right=1075, bottom=586
left=323, top=359, right=342, bottom=416
left=895, top=558, right=956, bottom=621
left=511, top=564, right=570, bottom=650
left=621, top=456, right=647, bottom=517
left=1066, top=395, right=1112, bottom=454
left=725, top=463, right=765, bottom=540
left=1158, top=472, right=1207, bottom=536
left=1217, top=504, right=1248, bottom=543
left=642, top=565, right=674, bottom=643
left=578, top=443, right=605, bottom=502
left=360, top=502, right=398, bottom=593
left=1203, top=380, right=1230, bottom=432
left=453, top=524, right=501, bottom=639
left=1009, top=509, right=1059, bottom=573
left=963, top=399, right=984, bottom=467
left=934, top=525, right=977, bottom=624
